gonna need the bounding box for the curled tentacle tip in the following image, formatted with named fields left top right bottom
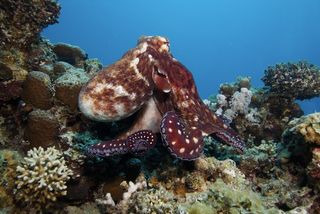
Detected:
left=127, top=130, right=156, bottom=155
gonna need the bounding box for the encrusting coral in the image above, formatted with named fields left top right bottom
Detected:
left=0, top=150, right=22, bottom=208
left=14, top=147, right=73, bottom=209
left=285, top=112, right=320, bottom=145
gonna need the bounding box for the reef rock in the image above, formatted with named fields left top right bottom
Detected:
left=0, top=80, right=23, bottom=102
left=24, top=109, right=59, bottom=148
left=22, top=71, right=53, bottom=110
left=55, top=68, right=90, bottom=111
left=53, top=43, right=88, bottom=68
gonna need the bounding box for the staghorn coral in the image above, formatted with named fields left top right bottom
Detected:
left=262, top=61, right=320, bottom=100
left=14, top=147, right=73, bottom=209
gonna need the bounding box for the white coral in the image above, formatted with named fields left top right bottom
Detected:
left=218, top=87, right=253, bottom=122
left=15, top=147, right=73, bottom=208
left=123, top=181, right=147, bottom=201
left=230, top=88, right=252, bottom=115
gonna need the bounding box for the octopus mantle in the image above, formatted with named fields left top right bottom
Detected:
left=78, top=36, right=245, bottom=160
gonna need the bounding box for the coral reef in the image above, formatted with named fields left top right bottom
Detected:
left=0, top=0, right=320, bottom=212
left=282, top=113, right=320, bottom=193
left=307, top=148, right=320, bottom=191
left=0, top=0, right=60, bottom=49
left=93, top=156, right=312, bottom=214
left=14, top=147, right=73, bottom=209
left=262, top=61, right=320, bottom=100
left=206, top=76, right=303, bottom=144
left=0, top=80, right=23, bottom=103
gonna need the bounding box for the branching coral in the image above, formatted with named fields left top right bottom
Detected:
left=14, top=147, right=73, bottom=209
left=262, top=61, right=320, bottom=100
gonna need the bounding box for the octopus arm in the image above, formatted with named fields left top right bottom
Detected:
left=209, top=115, right=245, bottom=152
left=160, top=111, right=204, bottom=160
left=87, top=130, right=156, bottom=157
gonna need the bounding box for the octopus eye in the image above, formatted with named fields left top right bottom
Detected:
left=152, top=65, right=171, bottom=93
left=154, top=66, right=167, bottom=78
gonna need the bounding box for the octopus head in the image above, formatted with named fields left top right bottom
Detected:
left=138, top=36, right=170, bottom=53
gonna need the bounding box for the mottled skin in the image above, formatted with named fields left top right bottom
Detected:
left=79, top=36, right=245, bottom=160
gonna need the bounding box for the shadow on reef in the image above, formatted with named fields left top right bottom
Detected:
left=0, top=0, right=320, bottom=213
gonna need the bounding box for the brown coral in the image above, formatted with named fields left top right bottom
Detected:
left=0, top=0, right=60, bottom=49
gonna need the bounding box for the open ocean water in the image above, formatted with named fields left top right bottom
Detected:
left=43, top=0, right=320, bottom=113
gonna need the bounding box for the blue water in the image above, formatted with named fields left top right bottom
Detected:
left=43, top=0, right=320, bottom=113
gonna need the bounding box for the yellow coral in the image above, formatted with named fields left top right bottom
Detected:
left=289, top=113, right=320, bottom=145
left=14, top=147, right=73, bottom=209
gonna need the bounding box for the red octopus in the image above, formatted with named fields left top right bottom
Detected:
left=78, top=36, right=245, bottom=160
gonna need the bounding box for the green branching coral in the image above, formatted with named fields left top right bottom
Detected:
left=14, top=147, right=73, bottom=209
left=262, top=61, right=320, bottom=100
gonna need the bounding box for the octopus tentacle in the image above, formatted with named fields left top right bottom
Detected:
left=215, top=130, right=245, bottom=152
left=207, top=114, right=245, bottom=152
left=160, top=111, right=204, bottom=160
left=87, top=139, right=128, bottom=157
left=87, top=130, right=156, bottom=157
left=127, top=130, right=156, bottom=155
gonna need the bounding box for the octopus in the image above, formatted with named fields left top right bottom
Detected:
left=78, top=36, right=245, bottom=160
